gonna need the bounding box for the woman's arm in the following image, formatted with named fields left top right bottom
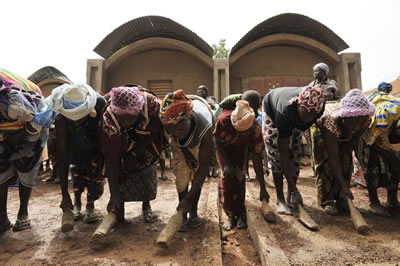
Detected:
left=214, top=137, right=234, bottom=179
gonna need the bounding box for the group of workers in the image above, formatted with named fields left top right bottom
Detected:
left=0, top=62, right=399, bottom=240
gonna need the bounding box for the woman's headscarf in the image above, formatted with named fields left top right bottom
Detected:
left=313, top=63, right=329, bottom=75
left=377, top=82, right=392, bottom=92
left=340, top=89, right=375, bottom=117
left=288, top=86, right=324, bottom=113
left=109, top=86, right=144, bottom=116
left=231, top=100, right=255, bottom=131
left=0, top=69, right=47, bottom=131
left=45, top=83, right=97, bottom=121
left=159, top=90, right=193, bottom=125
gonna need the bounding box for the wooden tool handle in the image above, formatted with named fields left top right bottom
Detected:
left=156, top=210, right=184, bottom=248
left=92, top=212, right=117, bottom=240
left=346, top=197, right=368, bottom=234
left=298, top=205, right=320, bottom=231
left=261, top=199, right=276, bottom=223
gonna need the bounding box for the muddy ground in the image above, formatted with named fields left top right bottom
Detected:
left=1, top=165, right=400, bottom=265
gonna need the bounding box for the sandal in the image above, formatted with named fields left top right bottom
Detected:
left=73, top=206, right=81, bottom=221
left=12, top=218, right=31, bottom=232
left=42, top=176, right=55, bottom=183
left=84, top=209, right=99, bottom=223
left=159, top=175, right=168, bottom=181
left=237, top=213, right=247, bottom=229
left=189, top=216, right=205, bottom=228
left=178, top=219, right=191, bottom=232
left=0, top=219, right=13, bottom=233
left=179, top=216, right=205, bottom=232
left=324, top=202, right=338, bottom=215
left=143, top=210, right=158, bottom=223
left=223, top=216, right=237, bottom=231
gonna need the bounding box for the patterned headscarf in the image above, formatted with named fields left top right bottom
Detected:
left=377, top=82, right=392, bottom=92
left=313, top=63, right=329, bottom=75
left=109, top=86, right=144, bottom=116
left=288, top=86, right=324, bottom=113
left=340, top=89, right=375, bottom=117
left=0, top=68, right=42, bottom=96
left=159, top=89, right=193, bottom=125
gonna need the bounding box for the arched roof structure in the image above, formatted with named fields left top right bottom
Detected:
left=230, top=13, right=348, bottom=56
left=94, top=15, right=213, bottom=59
left=28, top=66, right=71, bottom=85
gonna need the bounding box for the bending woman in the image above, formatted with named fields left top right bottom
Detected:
left=311, top=89, right=375, bottom=214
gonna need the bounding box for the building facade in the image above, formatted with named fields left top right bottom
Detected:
left=88, top=14, right=362, bottom=101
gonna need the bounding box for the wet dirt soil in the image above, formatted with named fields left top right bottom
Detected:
left=2, top=165, right=400, bottom=265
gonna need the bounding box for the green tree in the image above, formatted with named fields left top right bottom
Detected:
left=212, top=39, right=230, bottom=59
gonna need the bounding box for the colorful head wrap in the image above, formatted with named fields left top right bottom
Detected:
left=0, top=69, right=46, bottom=132
left=313, top=63, right=329, bottom=75
left=46, top=83, right=97, bottom=121
left=377, top=82, right=392, bottom=92
left=109, top=86, right=144, bottom=116
left=288, top=86, right=324, bottom=113
left=0, top=68, right=42, bottom=96
left=340, top=89, right=375, bottom=118
left=159, top=90, right=193, bottom=125
left=231, top=100, right=255, bottom=131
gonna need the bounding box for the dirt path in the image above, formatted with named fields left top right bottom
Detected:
left=2, top=166, right=400, bottom=265
left=246, top=166, right=400, bottom=265
left=0, top=172, right=225, bottom=265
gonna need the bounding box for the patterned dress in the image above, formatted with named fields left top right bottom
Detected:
left=0, top=70, right=48, bottom=188
left=311, top=103, right=368, bottom=206
left=214, top=109, right=264, bottom=217
left=102, top=89, right=167, bottom=203
left=354, top=92, right=400, bottom=190
left=170, top=97, right=214, bottom=193
left=67, top=95, right=106, bottom=202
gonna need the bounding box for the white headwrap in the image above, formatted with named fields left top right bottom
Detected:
left=45, top=83, right=97, bottom=121
left=313, top=63, right=329, bottom=75
left=231, top=100, right=255, bottom=131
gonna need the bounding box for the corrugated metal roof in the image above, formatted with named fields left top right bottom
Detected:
left=230, top=13, right=349, bottom=56
left=28, top=66, right=71, bottom=85
left=94, top=15, right=213, bottom=59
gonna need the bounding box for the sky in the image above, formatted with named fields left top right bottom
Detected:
left=2, top=0, right=399, bottom=91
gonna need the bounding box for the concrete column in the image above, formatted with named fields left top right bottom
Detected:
left=86, top=59, right=105, bottom=92
left=213, top=67, right=219, bottom=101
left=213, top=58, right=229, bottom=102
left=224, top=65, right=230, bottom=100
left=339, top=53, right=362, bottom=95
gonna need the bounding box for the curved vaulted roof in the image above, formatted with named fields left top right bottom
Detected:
left=28, top=66, right=71, bottom=85
left=230, top=13, right=349, bottom=56
left=94, top=15, right=213, bottom=59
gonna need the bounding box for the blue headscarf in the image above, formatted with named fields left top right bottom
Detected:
left=378, top=82, right=392, bottom=92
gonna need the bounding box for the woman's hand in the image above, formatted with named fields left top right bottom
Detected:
left=341, top=185, right=354, bottom=200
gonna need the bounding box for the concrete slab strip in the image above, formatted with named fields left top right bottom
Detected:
left=246, top=194, right=290, bottom=266
left=204, top=181, right=223, bottom=266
